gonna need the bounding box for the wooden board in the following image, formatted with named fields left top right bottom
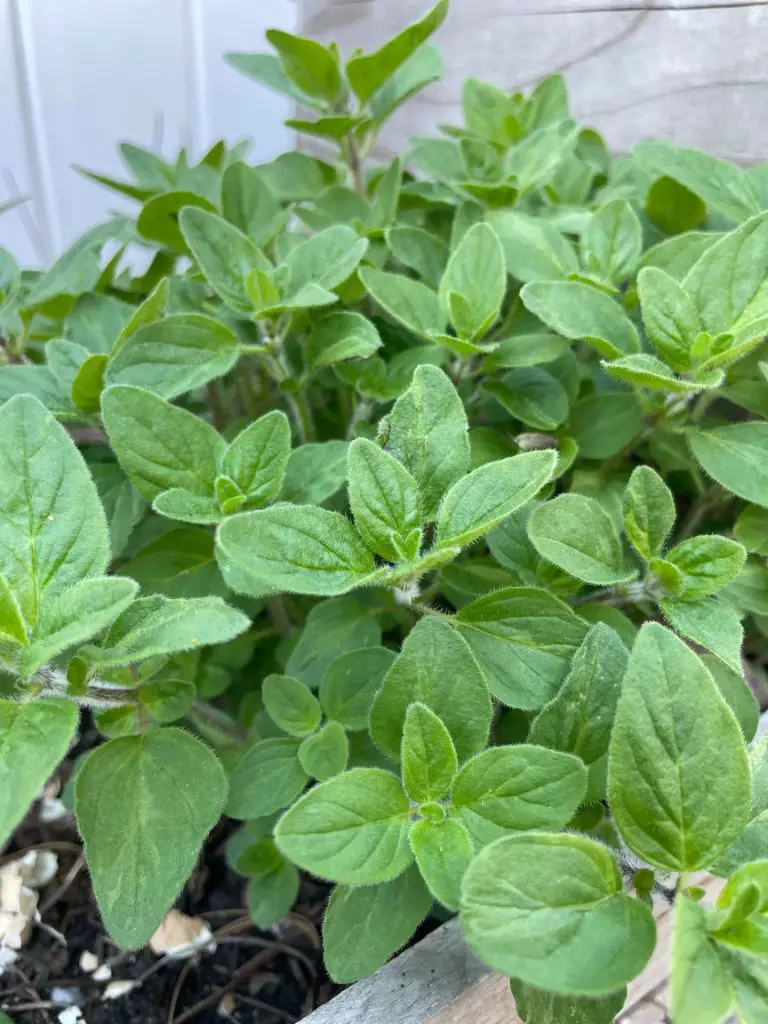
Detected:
left=301, top=874, right=725, bottom=1024
left=300, top=1, right=768, bottom=164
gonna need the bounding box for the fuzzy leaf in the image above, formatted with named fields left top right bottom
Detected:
left=401, top=703, right=457, bottom=802
left=347, top=438, right=423, bottom=562
left=409, top=816, right=473, bottom=910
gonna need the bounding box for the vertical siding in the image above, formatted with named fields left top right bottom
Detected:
left=0, top=0, right=296, bottom=266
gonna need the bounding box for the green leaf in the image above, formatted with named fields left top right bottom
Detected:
left=510, top=981, right=627, bottom=1024
left=347, top=438, right=423, bottom=562
left=266, top=30, right=342, bottom=103
left=0, top=572, right=27, bottom=665
left=409, top=816, right=473, bottom=910
left=71, top=353, right=108, bottom=413
left=178, top=206, right=271, bottom=311
left=735, top=506, right=768, bottom=555
left=345, top=0, right=448, bottom=104
left=637, top=266, right=700, bottom=371
left=634, top=140, right=760, bottom=223
left=528, top=622, right=628, bottom=766
left=623, top=465, right=676, bottom=561
left=319, top=646, right=396, bottom=731
left=66, top=292, right=133, bottom=354
left=136, top=191, right=217, bottom=253
left=298, top=720, right=349, bottom=780
left=111, top=278, right=169, bottom=357
left=247, top=860, right=300, bottom=929
left=224, top=52, right=323, bottom=109
left=454, top=587, right=589, bottom=709
left=460, top=832, right=655, bottom=995
left=485, top=368, right=570, bottom=432
left=20, top=576, right=138, bottom=678
left=485, top=333, right=570, bottom=370
left=370, top=44, right=443, bottom=124
left=262, top=674, right=322, bottom=738
left=0, top=395, right=110, bottom=626
left=221, top=410, right=291, bottom=507
left=380, top=365, right=469, bottom=520
left=689, top=423, right=768, bottom=508
left=90, top=464, right=147, bottom=559
left=83, top=595, right=249, bottom=668
left=286, top=597, right=381, bottom=690
left=608, top=622, right=750, bottom=871
left=436, top=451, right=557, bottom=549
left=370, top=616, right=492, bottom=763
left=282, top=225, right=368, bottom=300
left=661, top=596, right=744, bottom=674
left=227, top=738, right=308, bottom=818
left=665, top=535, right=746, bottom=600
left=521, top=280, right=640, bottom=359
left=359, top=267, right=444, bottom=341
left=76, top=728, right=227, bottom=948
left=307, top=312, right=382, bottom=370
left=528, top=493, right=636, bottom=586
left=386, top=226, right=448, bottom=288
left=722, top=562, right=768, bottom=617
left=568, top=391, right=643, bottom=459
left=106, top=313, right=239, bottom=400
left=275, top=767, right=412, bottom=884
left=582, top=199, right=642, bottom=285
left=0, top=698, right=78, bottom=846
left=670, top=894, right=734, bottom=1024
left=216, top=504, right=374, bottom=597
left=438, top=222, right=506, bottom=340
left=153, top=489, right=221, bottom=526
left=139, top=678, right=195, bottom=724
left=322, top=866, right=432, bottom=983
left=646, top=175, right=706, bottom=235
left=401, top=702, right=457, bottom=802
left=701, top=655, right=759, bottom=743
left=102, top=386, right=225, bottom=501
left=452, top=744, right=586, bottom=847
left=221, top=161, right=280, bottom=244
left=0, top=364, right=75, bottom=417
left=491, top=210, right=578, bottom=284
left=281, top=440, right=348, bottom=506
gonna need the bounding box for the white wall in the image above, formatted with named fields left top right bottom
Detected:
left=0, top=0, right=296, bottom=267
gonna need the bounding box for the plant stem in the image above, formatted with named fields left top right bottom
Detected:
left=344, top=133, right=364, bottom=195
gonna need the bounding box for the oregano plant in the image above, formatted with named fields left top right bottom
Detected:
left=3, top=2, right=768, bottom=1020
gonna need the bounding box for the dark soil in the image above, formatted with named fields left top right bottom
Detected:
left=0, top=748, right=337, bottom=1024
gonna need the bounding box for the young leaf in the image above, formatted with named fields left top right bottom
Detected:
left=102, top=386, right=225, bottom=500
left=111, top=277, right=169, bottom=357
left=281, top=225, right=368, bottom=298
left=582, top=199, right=642, bottom=285
left=485, top=368, right=570, bottom=432
left=521, top=280, right=640, bottom=359
left=76, top=728, right=227, bottom=948
left=436, top=450, right=557, bottom=549
left=637, top=266, right=699, bottom=371
left=319, top=646, right=396, bottom=731
left=216, top=505, right=375, bottom=597
left=369, top=616, right=492, bottom=763
left=322, top=867, right=432, bottom=983
left=262, top=674, right=322, bottom=738
left=608, top=622, right=750, bottom=871
left=83, top=595, right=249, bottom=668
left=460, top=833, right=656, bottom=995
left=274, top=767, right=412, bottom=885
left=221, top=161, right=280, bottom=242
left=247, top=860, right=300, bottom=929
left=347, top=438, right=423, bottom=562
left=623, top=465, right=676, bottom=561
left=20, top=576, right=138, bottom=678
left=0, top=572, right=27, bottom=665
left=528, top=493, right=636, bottom=586
left=454, top=587, right=588, bottom=709
left=221, top=410, right=291, bottom=507
left=438, top=222, right=506, bottom=339
left=689, top=423, right=768, bottom=508
left=409, top=817, right=473, bottom=911
left=0, top=395, right=110, bottom=625
left=285, top=598, right=381, bottom=690
left=298, top=721, right=349, bottom=780
left=153, top=489, right=221, bottom=525
left=266, top=30, right=342, bottom=103
left=528, top=622, right=628, bottom=766
left=0, top=698, right=78, bottom=846
left=401, top=702, right=457, bottom=802
left=227, top=738, right=308, bottom=819
left=345, top=0, right=448, bottom=104
left=380, top=365, right=469, bottom=519
left=452, top=744, right=586, bottom=847
left=665, top=535, right=746, bottom=600
left=491, top=210, right=578, bottom=283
